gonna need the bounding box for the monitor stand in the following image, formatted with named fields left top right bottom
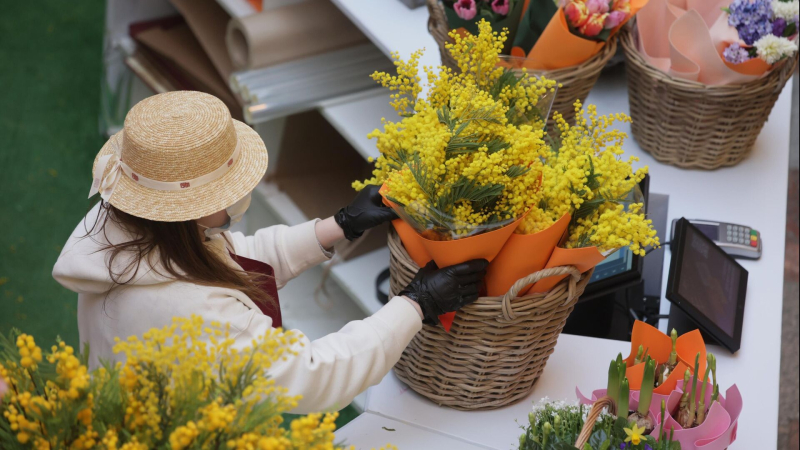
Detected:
left=667, top=306, right=720, bottom=347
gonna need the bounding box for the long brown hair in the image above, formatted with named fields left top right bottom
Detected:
left=85, top=201, right=272, bottom=306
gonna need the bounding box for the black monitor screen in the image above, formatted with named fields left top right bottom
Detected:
left=666, top=218, right=747, bottom=353
left=676, top=229, right=740, bottom=336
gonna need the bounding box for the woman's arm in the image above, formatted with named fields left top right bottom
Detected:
left=314, top=216, right=344, bottom=251
left=228, top=296, right=423, bottom=413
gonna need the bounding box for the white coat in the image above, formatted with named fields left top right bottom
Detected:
left=52, top=204, right=422, bottom=413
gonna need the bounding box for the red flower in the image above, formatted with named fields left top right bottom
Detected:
left=131, top=173, right=139, bottom=181
left=565, top=1, right=590, bottom=28
left=580, top=12, right=608, bottom=37
left=180, top=182, right=190, bottom=189
left=228, top=158, right=234, bottom=167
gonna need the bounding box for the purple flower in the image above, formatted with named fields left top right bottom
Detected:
left=491, top=0, right=510, bottom=15
left=727, top=0, right=773, bottom=45
left=773, top=17, right=787, bottom=36
left=454, top=0, right=477, bottom=20
left=724, top=42, right=753, bottom=63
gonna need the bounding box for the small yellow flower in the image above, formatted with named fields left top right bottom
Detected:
left=624, top=423, right=646, bottom=445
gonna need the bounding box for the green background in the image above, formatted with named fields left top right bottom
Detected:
left=0, top=0, right=105, bottom=346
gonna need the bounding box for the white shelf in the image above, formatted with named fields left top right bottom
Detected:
left=252, top=182, right=389, bottom=316
left=319, top=89, right=396, bottom=161
left=329, top=246, right=389, bottom=316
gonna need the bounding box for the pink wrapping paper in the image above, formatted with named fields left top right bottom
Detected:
left=636, top=0, right=769, bottom=84
left=576, top=382, right=741, bottom=449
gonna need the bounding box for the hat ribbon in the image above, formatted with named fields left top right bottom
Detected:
left=88, top=139, right=242, bottom=201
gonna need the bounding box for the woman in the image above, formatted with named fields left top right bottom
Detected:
left=53, top=91, right=487, bottom=413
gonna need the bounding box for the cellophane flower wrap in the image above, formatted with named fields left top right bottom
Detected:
left=0, top=317, right=394, bottom=450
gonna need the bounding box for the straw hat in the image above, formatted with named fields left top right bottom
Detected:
left=89, top=91, right=268, bottom=222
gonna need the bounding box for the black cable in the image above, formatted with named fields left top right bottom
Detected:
left=645, top=241, right=671, bottom=256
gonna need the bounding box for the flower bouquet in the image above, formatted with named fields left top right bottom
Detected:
left=441, top=0, right=527, bottom=53
left=621, top=0, right=799, bottom=168
left=427, top=0, right=647, bottom=129
left=357, top=21, right=658, bottom=329
left=358, top=22, right=658, bottom=410
left=0, top=318, right=382, bottom=450
left=576, top=321, right=742, bottom=449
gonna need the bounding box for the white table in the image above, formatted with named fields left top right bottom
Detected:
left=329, top=1, right=794, bottom=448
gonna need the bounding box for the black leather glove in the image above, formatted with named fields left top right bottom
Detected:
left=335, top=185, right=398, bottom=241
left=399, top=259, right=489, bottom=326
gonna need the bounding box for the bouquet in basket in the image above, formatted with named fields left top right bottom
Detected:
left=576, top=322, right=742, bottom=449
left=635, top=0, right=798, bottom=85
left=508, top=0, right=647, bottom=70
left=443, top=0, right=527, bottom=52
left=0, top=317, right=387, bottom=450
left=355, top=20, right=659, bottom=331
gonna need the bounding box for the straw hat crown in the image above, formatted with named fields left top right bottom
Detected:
left=123, top=92, right=237, bottom=182
left=91, top=91, right=269, bottom=222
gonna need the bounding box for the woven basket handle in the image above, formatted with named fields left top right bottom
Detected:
left=426, top=0, right=447, bottom=33
left=574, top=396, right=617, bottom=449
left=500, top=265, right=582, bottom=321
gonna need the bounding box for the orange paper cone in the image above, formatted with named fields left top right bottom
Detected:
left=485, top=213, right=570, bottom=297
left=420, top=216, right=524, bottom=268
left=623, top=321, right=707, bottom=393
left=525, top=10, right=605, bottom=70
left=528, top=245, right=606, bottom=293
left=391, top=219, right=432, bottom=267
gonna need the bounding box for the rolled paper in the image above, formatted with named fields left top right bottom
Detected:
left=225, top=0, right=368, bottom=71
left=484, top=213, right=570, bottom=297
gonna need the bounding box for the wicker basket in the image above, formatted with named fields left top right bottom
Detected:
left=388, top=228, right=593, bottom=410
left=621, top=26, right=799, bottom=170
left=426, top=0, right=618, bottom=127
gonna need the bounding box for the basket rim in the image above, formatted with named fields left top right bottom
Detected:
left=388, top=227, right=594, bottom=320
left=620, top=20, right=799, bottom=92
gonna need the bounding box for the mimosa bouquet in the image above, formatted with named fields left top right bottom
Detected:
left=356, top=20, right=658, bottom=330
left=0, top=317, right=379, bottom=450
left=577, top=322, right=742, bottom=450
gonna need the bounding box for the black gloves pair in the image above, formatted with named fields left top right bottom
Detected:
left=336, top=185, right=489, bottom=326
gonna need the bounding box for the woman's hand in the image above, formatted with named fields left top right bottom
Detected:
left=399, top=259, right=489, bottom=326
left=334, top=185, right=398, bottom=241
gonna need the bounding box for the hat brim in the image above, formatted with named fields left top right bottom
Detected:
left=94, top=120, right=268, bottom=222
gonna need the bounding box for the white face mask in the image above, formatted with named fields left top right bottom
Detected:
left=199, top=193, right=252, bottom=238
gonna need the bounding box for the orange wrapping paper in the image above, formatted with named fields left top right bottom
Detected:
left=485, top=213, right=570, bottom=296
left=521, top=10, right=606, bottom=70
left=624, top=320, right=706, bottom=394
left=528, top=245, right=606, bottom=293
left=515, top=0, right=647, bottom=70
